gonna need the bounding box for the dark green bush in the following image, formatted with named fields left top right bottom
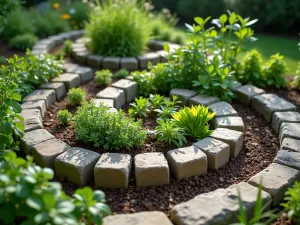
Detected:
left=63, top=1, right=91, bottom=29
left=114, top=69, right=129, bottom=79
left=9, top=33, right=38, bottom=50
left=0, top=0, right=21, bottom=31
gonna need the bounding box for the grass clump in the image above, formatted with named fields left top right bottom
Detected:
left=95, top=69, right=112, bottom=87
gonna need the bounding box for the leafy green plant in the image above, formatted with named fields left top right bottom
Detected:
left=67, top=88, right=86, bottom=105
left=95, top=70, right=112, bottom=87
left=0, top=151, right=111, bottom=225
left=131, top=70, right=155, bottom=96
left=55, top=40, right=73, bottom=58
left=73, top=102, right=146, bottom=149
left=149, top=94, right=165, bottom=110
left=0, top=0, right=21, bottom=31
left=154, top=119, right=186, bottom=147
left=154, top=105, right=176, bottom=121
left=172, top=105, right=215, bottom=140
left=114, top=69, right=129, bottom=79
left=85, top=0, right=152, bottom=56
left=128, top=96, right=149, bottom=118
left=9, top=33, right=38, bottom=50
left=57, top=110, right=72, bottom=125
left=282, top=181, right=300, bottom=224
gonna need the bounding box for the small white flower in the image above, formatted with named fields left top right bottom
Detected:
left=69, top=8, right=76, bottom=14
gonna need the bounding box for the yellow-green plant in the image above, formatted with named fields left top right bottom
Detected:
left=95, top=70, right=112, bottom=87
left=282, top=181, right=300, bottom=224
left=57, top=109, right=72, bottom=125
left=67, top=87, right=86, bottom=105
left=128, top=96, right=149, bottom=118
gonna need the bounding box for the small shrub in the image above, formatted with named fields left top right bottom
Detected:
left=149, top=94, right=165, bottom=110
left=282, top=181, right=300, bottom=224
left=128, top=96, right=149, bottom=118
left=73, top=102, right=146, bottom=149
left=114, top=69, right=129, bottom=79
left=131, top=70, right=155, bottom=96
left=173, top=105, right=215, bottom=140
left=154, top=119, right=186, bottom=147
left=57, top=109, right=72, bottom=125
left=9, top=33, right=38, bottom=50
left=67, top=87, right=86, bottom=105
left=0, top=56, right=6, bottom=64
left=95, top=70, right=112, bottom=87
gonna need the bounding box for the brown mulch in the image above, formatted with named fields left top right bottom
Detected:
left=0, top=40, right=25, bottom=58
left=271, top=213, right=294, bottom=225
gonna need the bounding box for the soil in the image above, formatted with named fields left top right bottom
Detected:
left=0, top=40, right=25, bottom=59
left=271, top=213, right=294, bottom=225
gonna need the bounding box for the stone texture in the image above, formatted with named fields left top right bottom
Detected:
left=170, top=89, right=197, bottom=105
left=55, top=147, right=100, bottom=185
left=21, top=109, right=43, bottom=132
left=21, top=100, right=46, bottom=117
left=271, top=111, right=300, bottom=134
left=23, top=89, right=56, bottom=108
left=135, top=153, right=169, bottom=187
left=210, top=128, right=243, bottom=158
left=21, top=129, right=54, bottom=155
left=94, top=153, right=132, bottom=188
left=189, top=94, right=220, bottom=107
left=208, top=102, right=238, bottom=118
left=248, top=163, right=300, bottom=206
left=96, top=87, right=126, bottom=109
left=72, top=50, right=89, bottom=64
left=167, top=146, right=207, bottom=180
left=138, top=52, right=160, bottom=69
left=281, top=138, right=300, bottom=153
left=120, top=57, right=139, bottom=70
left=87, top=54, right=103, bottom=68
left=103, top=211, right=173, bottom=225
left=111, top=79, right=137, bottom=103
left=171, top=182, right=271, bottom=225
left=102, top=57, right=120, bottom=70
left=32, top=139, right=70, bottom=168
left=252, top=94, right=296, bottom=123
left=230, top=81, right=242, bottom=92
left=75, top=66, right=94, bottom=84
left=236, top=85, right=265, bottom=105
left=52, top=73, right=81, bottom=90
left=40, top=82, right=66, bottom=100
left=148, top=40, right=165, bottom=50
left=193, top=137, right=230, bottom=169
left=94, top=98, right=114, bottom=108
left=214, top=116, right=244, bottom=132
left=63, top=62, right=79, bottom=73
left=273, top=150, right=300, bottom=171
left=278, top=122, right=300, bottom=144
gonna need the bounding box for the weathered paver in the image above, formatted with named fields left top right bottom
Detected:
left=96, top=87, right=126, bottom=109
left=102, top=57, right=120, bottom=70
left=120, top=57, right=139, bottom=70
left=214, top=116, right=244, bottom=132
left=23, top=89, right=56, bottom=108
left=271, top=111, right=300, bottom=134
left=55, top=147, right=100, bottom=185
left=208, top=102, right=238, bottom=118
left=75, top=66, right=94, bottom=84
left=94, top=98, right=114, bottom=108
left=148, top=40, right=165, bottom=50
left=87, top=54, right=103, bottom=68
left=170, top=89, right=197, bottom=105
left=230, top=81, right=242, bottom=92
left=167, top=146, right=207, bottom=180
left=111, top=79, right=137, bottom=103
left=72, top=49, right=89, bottom=63
left=210, top=128, right=243, bottom=158
left=21, top=129, right=54, bottom=155
left=278, top=122, right=300, bottom=144
left=171, top=182, right=271, bottom=225
left=252, top=94, right=296, bottom=123
left=21, top=109, right=43, bottom=132
left=236, top=85, right=265, bottom=105
left=189, top=94, right=220, bottom=107
left=40, top=82, right=66, bottom=100
left=248, top=163, right=300, bottom=206
left=193, top=137, right=230, bottom=169
left=21, top=100, right=46, bottom=117
left=273, top=150, right=300, bottom=171
left=52, top=73, right=81, bottom=90
left=94, top=153, right=132, bottom=188
left=32, top=139, right=70, bottom=169
left=281, top=137, right=300, bottom=153
left=103, top=211, right=173, bottom=225
left=135, top=153, right=169, bottom=187
left=63, top=62, right=79, bottom=73
left=138, top=52, right=160, bottom=69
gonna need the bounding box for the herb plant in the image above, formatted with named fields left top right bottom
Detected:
left=67, top=88, right=86, bottom=105
left=57, top=110, right=73, bottom=125
left=95, top=70, right=112, bottom=87
left=282, top=181, right=300, bottom=224
left=149, top=94, right=165, bottom=111
left=114, top=69, right=129, bottom=79
left=154, top=105, right=176, bottom=121
left=128, top=97, right=149, bottom=118
left=9, top=33, right=38, bottom=50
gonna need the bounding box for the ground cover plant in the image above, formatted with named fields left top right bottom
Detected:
left=67, top=88, right=86, bottom=106
left=95, top=70, right=112, bottom=87
left=282, top=181, right=300, bottom=224
left=57, top=110, right=73, bottom=126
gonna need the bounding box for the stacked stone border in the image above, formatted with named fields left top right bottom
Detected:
left=20, top=31, right=300, bottom=224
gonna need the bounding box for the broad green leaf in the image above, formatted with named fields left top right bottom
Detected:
left=219, top=14, right=227, bottom=24
left=194, top=17, right=204, bottom=26
left=26, top=196, right=43, bottom=210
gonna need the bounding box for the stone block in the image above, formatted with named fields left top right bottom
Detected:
left=210, top=128, right=243, bottom=158
left=72, top=50, right=89, bottom=64
left=271, top=111, right=300, bottom=134
left=120, top=57, right=139, bottom=70
left=189, top=94, right=220, bottom=107
left=167, top=146, right=207, bottom=180
left=236, top=85, right=265, bottom=105
left=75, top=66, right=94, bottom=84
left=40, top=82, right=66, bottom=100
left=102, top=57, right=120, bottom=70
left=252, top=94, right=296, bottom=123
left=87, top=54, right=103, bottom=68
left=55, top=147, right=100, bottom=185
left=94, top=153, right=132, bottom=188
left=21, top=109, right=43, bottom=132
left=248, top=163, right=300, bottom=206
left=111, top=79, right=137, bottom=103
left=193, top=137, right=230, bottom=169
left=21, top=100, right=46, bottom=117
left=23, top=89, right=56, bottom=108
left=138, top=52, right=160, bottom=69
left=63, top=63, right=79, bottom=73
left=278, top=122, right=300, bottom=144
left=208, top=102, right=238, bottom=118
left=148, top=40, right=165, bottom=50
left=170, top=89, right=197, bottom=105
left=214, top=116, right=244, bottom=132
left=32, top=139, right=70, bottom=169
left=93, top=99, right=114, bottom=108
left=96, top=87, right=126, bottom=109
left=281, top=138, right=300, bottom=153
left=230, top=81, right=242, bottom=92
left=135, top=153, right=169, bottom=187
left=52, top=73, right=81, bottom=90
left=273, top=150, right=300, bottom=171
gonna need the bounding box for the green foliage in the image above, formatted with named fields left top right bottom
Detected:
left=0, top=0, right=21, bottom=31
left=55, top=40, right=73, bottom=58
left=172, top=105, right=215, bottom=140
left=73, top=102, right=146, bottom=149
left=282, top=181, right=300, bottom=224
left=262, top=53, right=288, bottom=88
left=153, top=96, right=180, bottom=121
left=154, top=119, right=186, bottom=147
left=57, top=110, right=72, bottom=125
left=63, top=1, right=91, bottom=29
left=95, top=70, right=112, bottom=87
left=0, top=56, right=5, bottom=65
left=131, top=70, right=154, bottom=96
left=0, top=151, right=111, bottom=225
left=128, top=97, right=149, bottom=118
left=67, top=88, right=86, bottom=105
left=9, top=33, right=38, bottom=50
left=114, top=69, right=129, bottom=79
left=86, top=0, right=152, bottom=57
left=149, top=94, right=165, bottom=110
